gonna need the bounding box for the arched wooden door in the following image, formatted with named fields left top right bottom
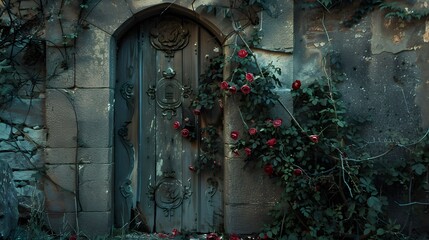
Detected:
left=114, top=15, right=224, bottom=233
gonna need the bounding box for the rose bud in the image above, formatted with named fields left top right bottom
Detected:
left=292, top=80, right=301, bottom=90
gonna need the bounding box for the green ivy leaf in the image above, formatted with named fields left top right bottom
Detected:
left=411, top=163, right=426, bottom=175
left=367, top=196, right=382, bottom=212
left=376, top=228, right=385, bottom=235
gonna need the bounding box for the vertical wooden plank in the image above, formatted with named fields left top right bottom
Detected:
left=181, top=19, right=200, bottom=232
left=197, top=27, right=224, bottom=233
left=138, top=20, right=157, bottom=232
left=114, top=29, right=138, bottom=228
left=153, top=16, right=184, bottom=233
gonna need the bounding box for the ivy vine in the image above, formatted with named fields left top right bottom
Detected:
left=173, top=1, right=429, bottom=238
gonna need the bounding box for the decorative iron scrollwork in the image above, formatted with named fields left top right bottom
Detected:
left=146, top=67, right=192, bottom=119
left=150, top=18, right=190, bottom=58
left=148, top=171, right=192, bottom=218
left=120, top=82, right=135, bottom=116
left=120, top=179, right=133, bottom=198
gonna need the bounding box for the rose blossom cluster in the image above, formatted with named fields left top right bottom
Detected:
left=173, top=120, right=192, bottom=138
left=219, top=49, right=254, bottom=95
left=230, top=114, right=319, bottom=177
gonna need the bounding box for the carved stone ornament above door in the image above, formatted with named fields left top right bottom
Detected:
left=150, top=17, right=190, bottom=58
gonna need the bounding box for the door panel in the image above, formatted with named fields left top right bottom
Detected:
left=115, top=15, right=223, bottom=233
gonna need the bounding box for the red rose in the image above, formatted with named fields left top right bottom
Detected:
left=273, top=118, right=282, bottom=128
left=264, top=164, right=274, bottom=176
left=181, top=128, right=190, bottom=138
left=266, top=138, right=277, bottom=147
left=293, top=168, right=302, bottom=176
left=245, top=73, right=254, bottom=82
left=229, top=234, right=240, bottom=240
left=157, top=233, right=168, bottom=238
left=207, top=232, right=220, bottom=240
left=220, top=81, right=229, bottom=90
left=193, top=109, right=201, bottom=115
left=309, top=134, right=319, bottom=143
left=172, top=228, right=180, bottom=236
left=237, top=49, right=248, bottom=58
left=248, top=128, right=257, bottom=135
left=69, top=235, right=77, bottom=240
left=229, top=86, right=237, bottom=94
left=241, top=84, right=251, bottom=95
left=230, top=131, right=239, bottom=140
left=292, top=80, right=301, bottom=90
left=244, top=147, right=251, bottom=156
left=189, top=165, right=197, bottom=172
left=173, top=121, right=181, bottom=129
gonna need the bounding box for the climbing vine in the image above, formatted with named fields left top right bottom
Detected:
left=1, top=0, right=428, bottom=239
left=185, top=46, right=429, bottom=239
left=172, top=0, right=429, bottom=239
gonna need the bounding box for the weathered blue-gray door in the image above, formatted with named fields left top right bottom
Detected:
left=114, top=15, right=223, bottom=233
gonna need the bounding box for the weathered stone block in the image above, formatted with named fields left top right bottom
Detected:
left=79, top=163, right=113, bottom=212
left=224, top=203, right=276, bottom=234
left=44, top=165, right=77, bottom=213
left=0, top=141, right=17, bottom=152
left=77, top=148, right=112, bottom=164
left=223, top=97, right=246, bottom=145
left=16, top=137, right=38, bottom=152
left=44, top=148, right=76, bottom=164
left=0, top=160, right=19, bottom=239
left=223, top=158, right=281, bottom=204
left=73, top=88, right=114, bottom=148
left=0, top=122, right=13, bottom=140
left=23, top=127, right=47, bottom=147
left=272, top=89, right=293, bottom=125
left=78, top=211, right=112, bottom=238
left=45, top=0, right=80, bottom=46
left=0, top=97, right=44, bottom=127
left=253, top=50, right=293, bottom=86
left=45, top=212, right=77, bottom=235
left=0, top=150, right=43, bottom=170
left=415, top=45, right=429, bottom=129
left=75, top=27, right=112, bottom=88
left=12, top=170, right=39, bottom=182
left=370, top=11, right=421, bottom=54
left=259, top=0, right=294, bottom=52
left=46, top=89, right=78, bottom=148
left=46, top=47, right=75, bottom=88
left=82, top=0, right=132, bottom=35
left=46, top=164, right=76, bottom=192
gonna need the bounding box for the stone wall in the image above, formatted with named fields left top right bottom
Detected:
left=0, top=0, right=46, bottom=232
left=294, top=0, right=429, bottom=233
left=0, top=160, right=19, bottom=238
left=44, top=0, right=114, bottom=236
left=1, top=0, right=428, bottom=238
